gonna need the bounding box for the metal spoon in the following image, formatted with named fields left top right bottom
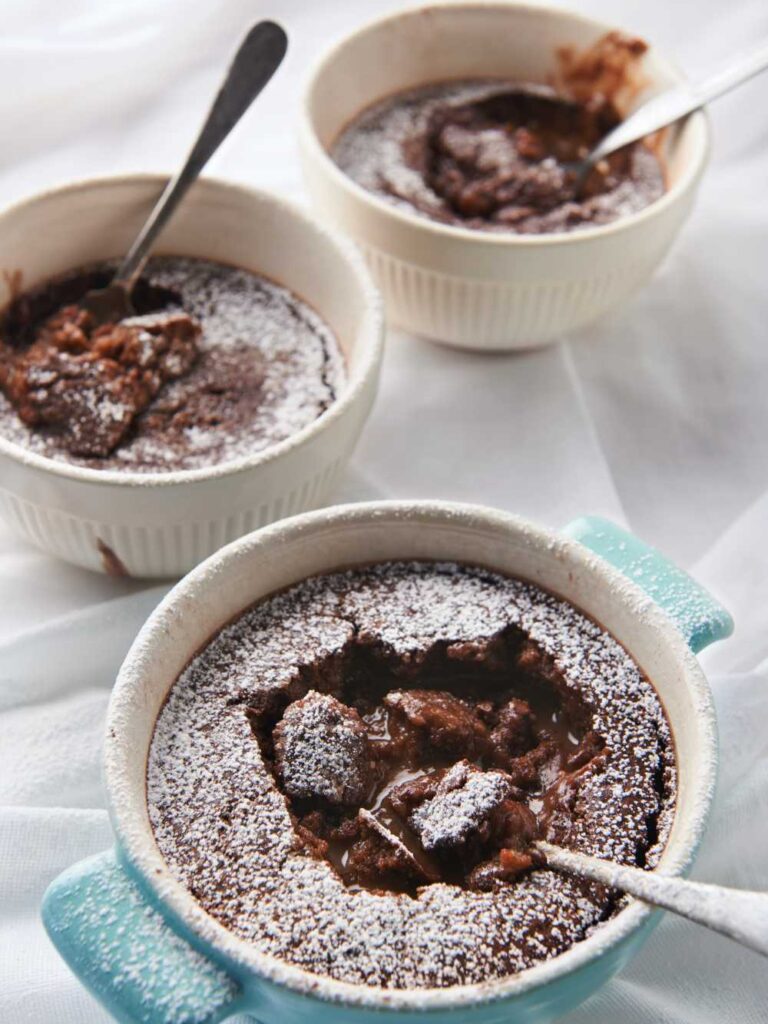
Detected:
left=571, top=40, right=768, bottom=186
left=82, top=20, right=288, bottom=325
left=539, top=840, right=768, bottom=959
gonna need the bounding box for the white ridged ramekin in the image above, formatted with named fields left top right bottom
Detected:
left=299, top=2, right=709, bottom=350
left=0, top=176, right=383, bottom=578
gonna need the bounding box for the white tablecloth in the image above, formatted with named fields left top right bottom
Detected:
left=1, top=1, right=768, bottom=1021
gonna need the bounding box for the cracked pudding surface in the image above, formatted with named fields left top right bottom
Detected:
left=147, top=561, right=676, bottom=989
left=0, top=256, right=345, bottom=471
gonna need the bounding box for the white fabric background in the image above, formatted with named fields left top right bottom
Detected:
left=1, top=1, right=767, bottom=1021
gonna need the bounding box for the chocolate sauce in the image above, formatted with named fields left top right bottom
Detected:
left=251, top=629, right=602, bottom=895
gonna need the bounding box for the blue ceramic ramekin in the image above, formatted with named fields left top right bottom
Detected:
left=42, top=501, right=732, bottom=1024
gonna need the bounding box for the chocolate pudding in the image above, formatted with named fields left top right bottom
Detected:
left=0, top=257, right=345, bottom=471
left=148, top=561, right=675, bottom=989
left=331, top=33, right=665, bottom=235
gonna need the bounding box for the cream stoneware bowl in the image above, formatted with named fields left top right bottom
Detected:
left=299, top=2, right=709, bottom=350
left=0, top=175, right=383, bottom=577
left=42, top=501, right=732, bottom=1024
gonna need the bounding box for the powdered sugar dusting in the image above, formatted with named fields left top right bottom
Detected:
left=411, top=762, right=512, bottom=850
left=147, top=561, right=675, bottom=989
left=0, top=256, right=345, bottom=472
left=333, top=81, right=507, bottom=217
left=45, top=851, right=238, bottom=1023
left=332, top=80, right=664, bottom=234
left=274, top=690, right=370, bottom=805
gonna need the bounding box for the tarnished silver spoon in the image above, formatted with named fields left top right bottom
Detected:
left=82, top=20, right=288, bottom=325
left=539, top=841, right=768, bottom=959
left=571, top=40, right=768, bottom=186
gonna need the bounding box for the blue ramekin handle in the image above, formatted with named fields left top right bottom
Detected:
left=42, top=849, right=244, bottom=1024
left=563, top=516, right=733, bottom=653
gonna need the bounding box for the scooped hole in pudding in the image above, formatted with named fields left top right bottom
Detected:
left=247, top=624, right=606, bottom=896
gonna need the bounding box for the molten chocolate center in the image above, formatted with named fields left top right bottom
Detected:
left=248, top=628, right=607, bottom=895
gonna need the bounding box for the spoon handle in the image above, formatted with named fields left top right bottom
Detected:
left=539, top=841, right=768, bottom=959
left=114, top=20, right=288, bottom=289
left=589, top=41, right=768, bottom=165
left=692, top=40, right=768, bottom=107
